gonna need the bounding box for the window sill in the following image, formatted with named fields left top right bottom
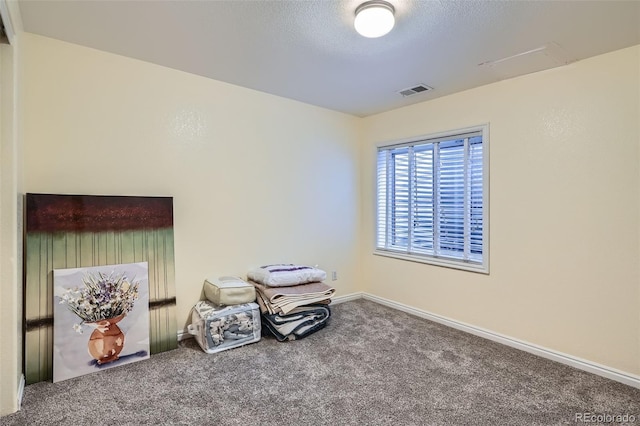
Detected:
left=373, top=249, right=489, bottom=274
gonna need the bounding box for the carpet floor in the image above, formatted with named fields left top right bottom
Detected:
left=1, top=299, right=639, bottom=425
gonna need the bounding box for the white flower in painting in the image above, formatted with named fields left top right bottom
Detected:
left=59, top=291, right=72, bottom=304
left=73, top=323, right=83, bottom=334
left=59, top=270, right=141, bottom=323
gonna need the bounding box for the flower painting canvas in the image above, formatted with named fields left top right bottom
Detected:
left=53, top=262, right=150, bottom=382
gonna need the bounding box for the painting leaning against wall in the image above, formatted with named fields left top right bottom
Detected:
left=53, top=262, right=150, bottom=382
left=24, top=193, right=177, bottom=384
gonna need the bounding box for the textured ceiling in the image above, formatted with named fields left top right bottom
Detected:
left=18, top=0, right=640, bottom=117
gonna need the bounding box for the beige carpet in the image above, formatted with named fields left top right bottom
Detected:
left=1, top=299, right=639, bottom=425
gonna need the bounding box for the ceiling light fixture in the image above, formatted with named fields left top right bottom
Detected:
left=354, top=1, right=395, bottom=38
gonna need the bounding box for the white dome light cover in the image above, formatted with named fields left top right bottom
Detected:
left=354, top=1, right=395, bottom=38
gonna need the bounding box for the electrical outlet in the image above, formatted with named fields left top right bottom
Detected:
left=331, top=271, right=337, bottom=281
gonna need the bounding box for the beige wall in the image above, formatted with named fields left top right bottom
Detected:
left=20, top=33, right=363, bottom=333
left=0, top=31, right=22, bottom=418
left=361, top=45, right=640, bottom=375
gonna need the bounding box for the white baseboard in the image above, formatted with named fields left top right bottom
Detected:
left=17, top=374, right=24, bottom=409
left=361, top=293, right=640, bottom=389
left=177, top=329, right=191, bottom=342
left=332, top=292, right=364, bottom=305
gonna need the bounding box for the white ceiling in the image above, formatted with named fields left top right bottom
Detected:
left=18, top=0, right=640, bottom=117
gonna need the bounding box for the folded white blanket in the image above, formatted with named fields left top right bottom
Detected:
left=247, top=264, right=326, bottom=287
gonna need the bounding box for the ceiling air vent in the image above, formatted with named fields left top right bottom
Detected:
left=398, top=84, right=433, bottom=97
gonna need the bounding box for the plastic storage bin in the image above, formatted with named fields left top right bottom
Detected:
left=187, top=300, right=261, bottom=354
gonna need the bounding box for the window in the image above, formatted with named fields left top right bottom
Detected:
left=375, top=125, right=489, bottom=273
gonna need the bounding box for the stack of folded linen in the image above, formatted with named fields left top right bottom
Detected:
left=247, top=264, right=335, bottom=341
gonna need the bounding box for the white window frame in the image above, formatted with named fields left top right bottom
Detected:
left=374, top=124, right=490, bottom=274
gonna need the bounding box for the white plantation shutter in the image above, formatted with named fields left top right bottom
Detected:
left=413, top=145, right=434, bottom=253
left=376, top=127, right=487, bottom=271
left=391, top=147, right=409, bottom=249
left=468, top=137, right=484, bottom=262
left=376, top=151, right=388, bottom=249
left=438, top=139, right=465, bottom=257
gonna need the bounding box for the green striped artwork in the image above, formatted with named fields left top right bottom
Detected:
left=24, top=194, right=178, bottom=384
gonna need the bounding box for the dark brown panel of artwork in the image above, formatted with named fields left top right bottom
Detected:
left=26, top=193, right=173, bottom=233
